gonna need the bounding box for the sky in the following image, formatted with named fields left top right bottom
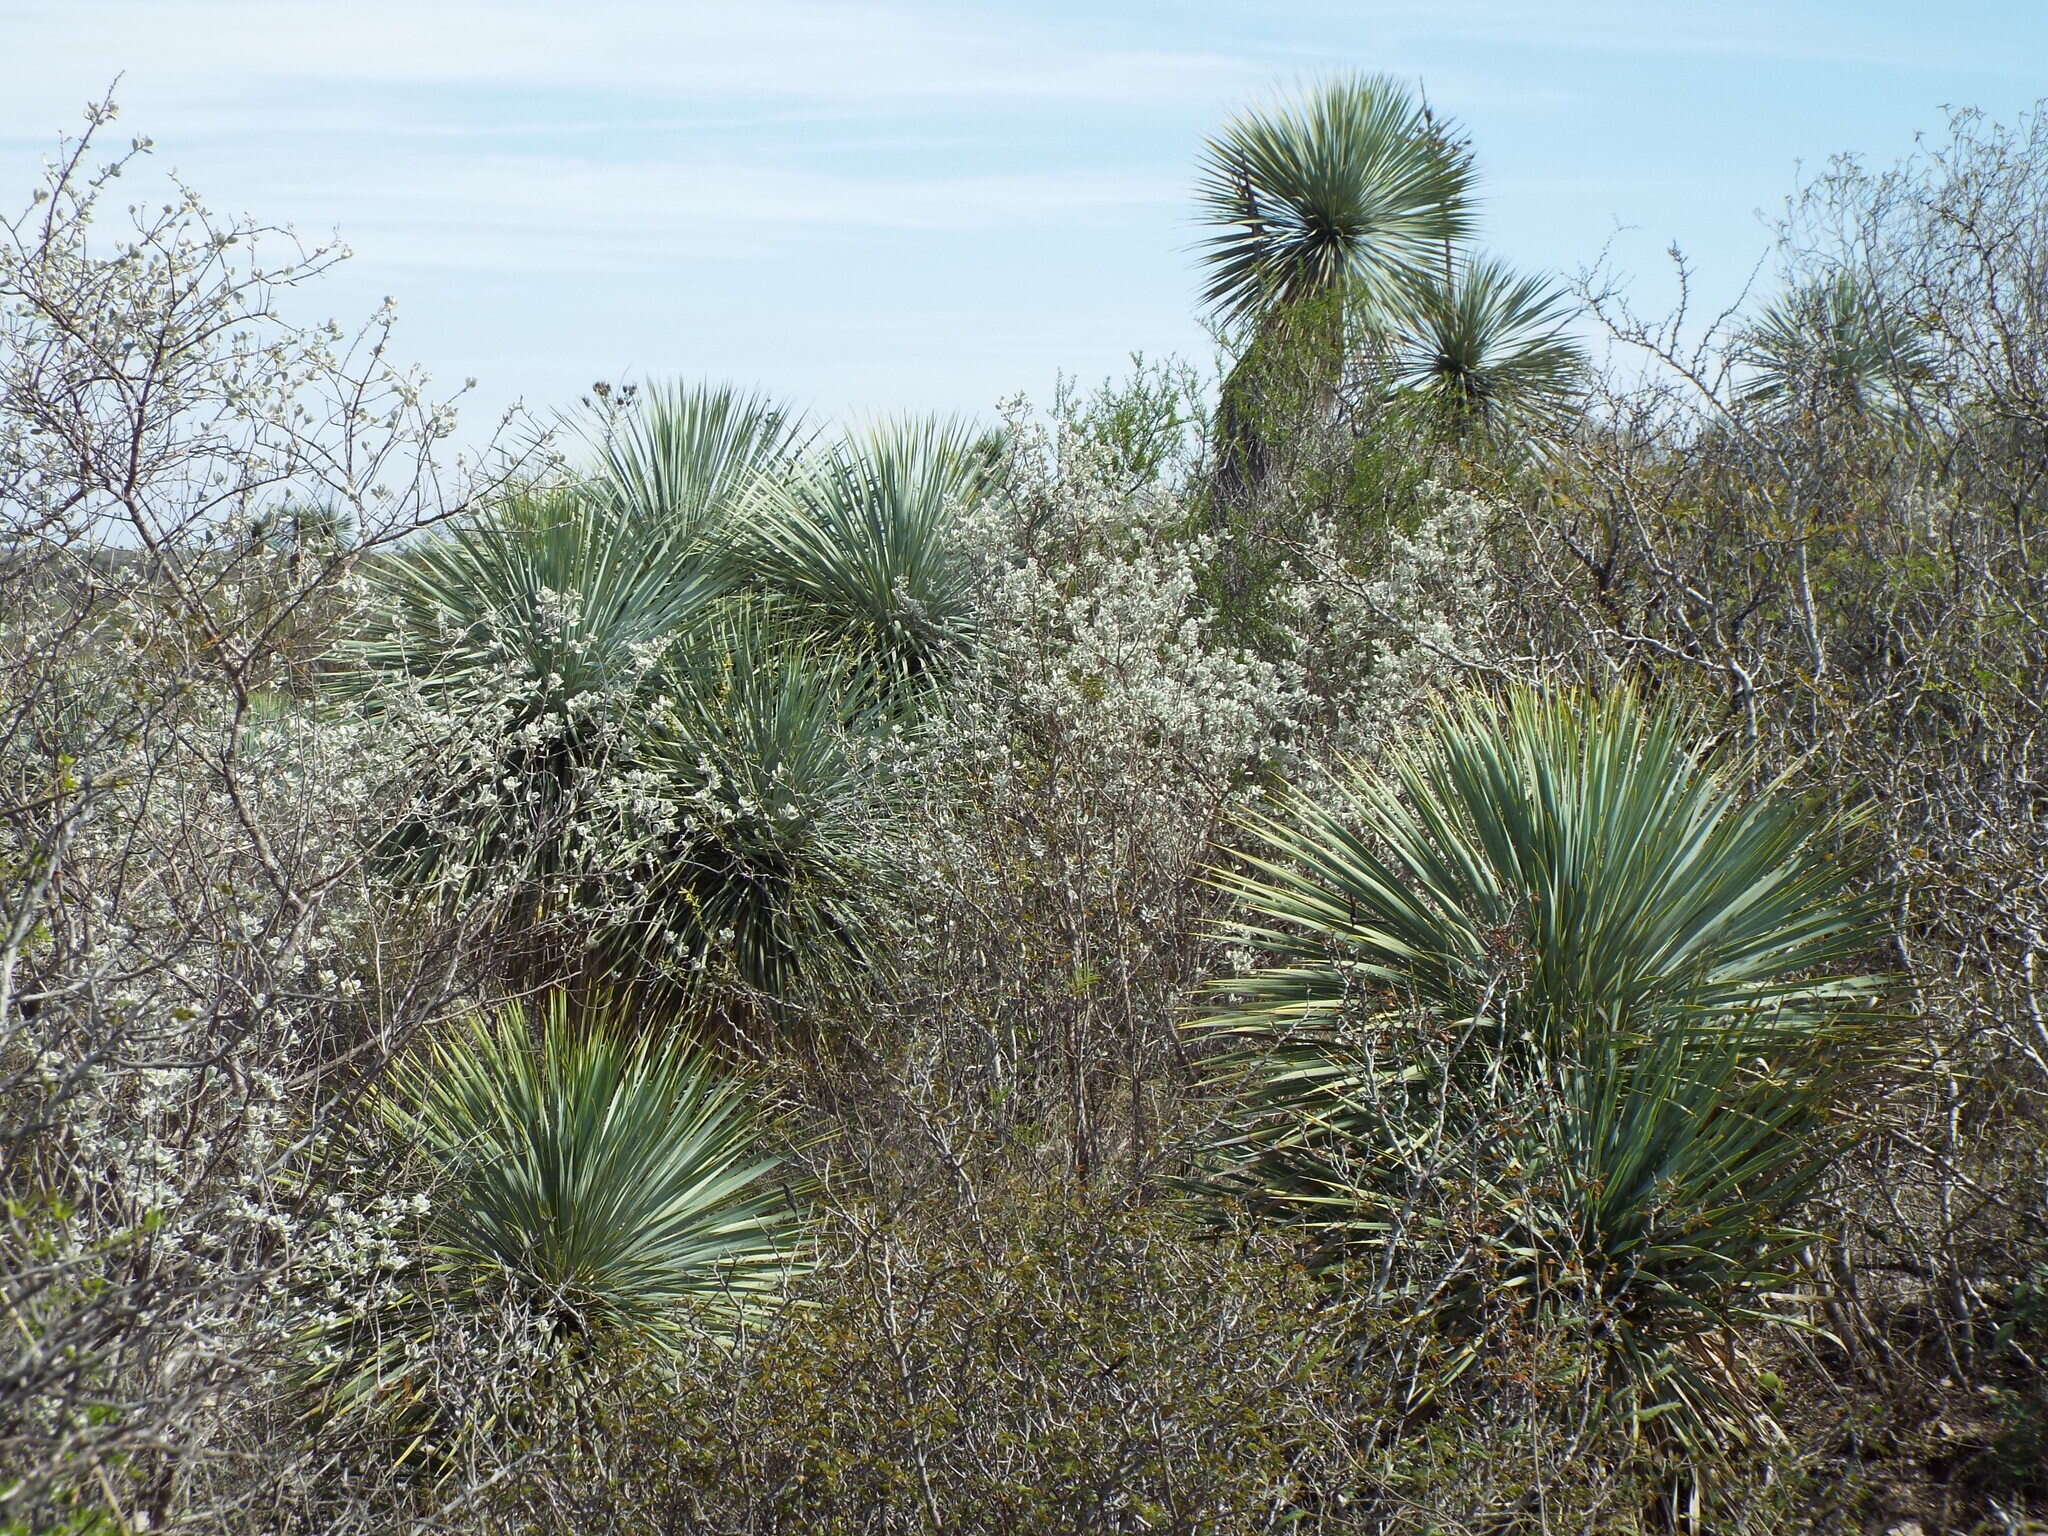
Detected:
left=7, top=1, right=2048, bottom=442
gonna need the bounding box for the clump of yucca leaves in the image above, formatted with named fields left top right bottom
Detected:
left=300, top=993, right=806, bottom=1469
left=1193, top=688, right=1894, bottom=1471
left=338, top=384, right=993, bottom=1019
left=588, top=604, right=899, bottom=1012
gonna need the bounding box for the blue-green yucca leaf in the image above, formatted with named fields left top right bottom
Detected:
left=1390, top=255, right=1586, bottom=442
left=390, top=996, right=805, bottom=1330
left=300, top=993, right=806, bottom=1440
left=1737, top=271, right=1934, bottom=418
left=592, top=603, right=900, bottom=1009
left=1206, top=688, right=1882, bottom=1053
left=1193, top=687, right=1893, bottom=1447
left=737, top=417, right=996, bottom=684
left=581, top=380, right=812, bottom=545
left=1194, top=74, right=1476, bottom=333
left=341, top=486, right=727, bottom=724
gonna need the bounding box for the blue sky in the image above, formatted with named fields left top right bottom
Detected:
left=8, top=1, right=2047, bottom=439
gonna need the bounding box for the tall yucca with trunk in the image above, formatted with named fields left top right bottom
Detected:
left=1195, top=75, right=1474, bottom=333
left=1194, top=687, right=1891, bottom=1459
left=1194, top=75, right=1475, bottom=507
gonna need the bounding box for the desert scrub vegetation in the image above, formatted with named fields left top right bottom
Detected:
left=2, top=77, right=2045, bottom=1536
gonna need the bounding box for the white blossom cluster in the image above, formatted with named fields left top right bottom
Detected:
left=867, top=394, right=1511, bottom=1178
left=1278, top=482, right=1508, bottom=770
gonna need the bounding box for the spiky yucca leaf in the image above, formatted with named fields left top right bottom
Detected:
left=739, top=418, right=994, bottom=682
left=1194, top=688, right=1891, bottom=1447
left=1207, top=688, right=1878, bottom=1052
left=1737, top=271, right=1933, bottom=417
left=342, top=487, right=727, bottom=723
left=1194, top=75, right=1475, bottom=332
left=584, top=380, right=810, bottom=541
left=303, top=994, right=805, bottom=1434
left=592, top=606, right=897, bottom=1010
left=1391, top=256, right=1585, bottom=441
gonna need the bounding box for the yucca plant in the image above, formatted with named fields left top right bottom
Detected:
left=344, top=487, right=725, bottom=723
left=1390, top=255, right=1585, bottom=444
left=339, top=486, right=727, bottom=886
left=589, top=605, right=898, bottom=1013
left=1737, top=271, right=1933, bottom=419
left=1194, top=74, right=1474, bottom=335
left=341, top=403, right=914, bottom=1014
left=1194, top=687, right=1891, bottom=1453
left=1195, top=75, right=1475, bottom=510
left=738, top=418, right=996, bottom=684
left=302, top=993, right=806, bottom=1454
left=583, top=379, right=810, bottom=542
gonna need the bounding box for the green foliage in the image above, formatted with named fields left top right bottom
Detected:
left=740, top=417, right=997, bottom=683
left=630, top=1194, right=1367, bottom=1535
left=1194, top=74, right=1474, bottom=330
left=1065, top=355, right=1206, bottom=491
left=1977, top=1258, right=2048, bottom=1495
left=1195, top=688, right=1892, bottom=1447
left=302, top=994, right=806, bottom=1430
left=1390, top=255, right=1586, bottom=443
left=592, top=606, right=899, bottom=1010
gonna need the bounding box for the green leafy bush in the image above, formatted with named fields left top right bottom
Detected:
left=629, top=1194, right=1368, bottom=1536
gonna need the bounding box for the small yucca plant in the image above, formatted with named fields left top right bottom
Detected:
left=1389, top=255, right=1585, bottom=443
left=1194, top=687, right=1891, bottom=1452
left=303, top=994, right=806, bottom=1452
left=589, top=606, right=899, bottom=1013
left=338, top=486, right=728, bottom=889
left=1737, top=271, right=1933, bottom=419
left=738, top=418, right=996, bottom=683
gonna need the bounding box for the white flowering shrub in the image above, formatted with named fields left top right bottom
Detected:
left=1278, top=482, right=1513, bottom=768
left=839, top=383, right=1519, bottom=1193
left=340, top=473, right=921, bottom=1024
left=862, top=397, right=1300, bottom=1185
left=0, top=99, right=519, bottom=1530
left=574, top=607, right=906, bottom=1020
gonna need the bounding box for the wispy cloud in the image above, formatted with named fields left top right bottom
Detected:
left=292, top=156, right=1184, bottom=273
left=7, top=0, right=2039, bottom=426
left=4, top=0, right=1269, bottom=137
